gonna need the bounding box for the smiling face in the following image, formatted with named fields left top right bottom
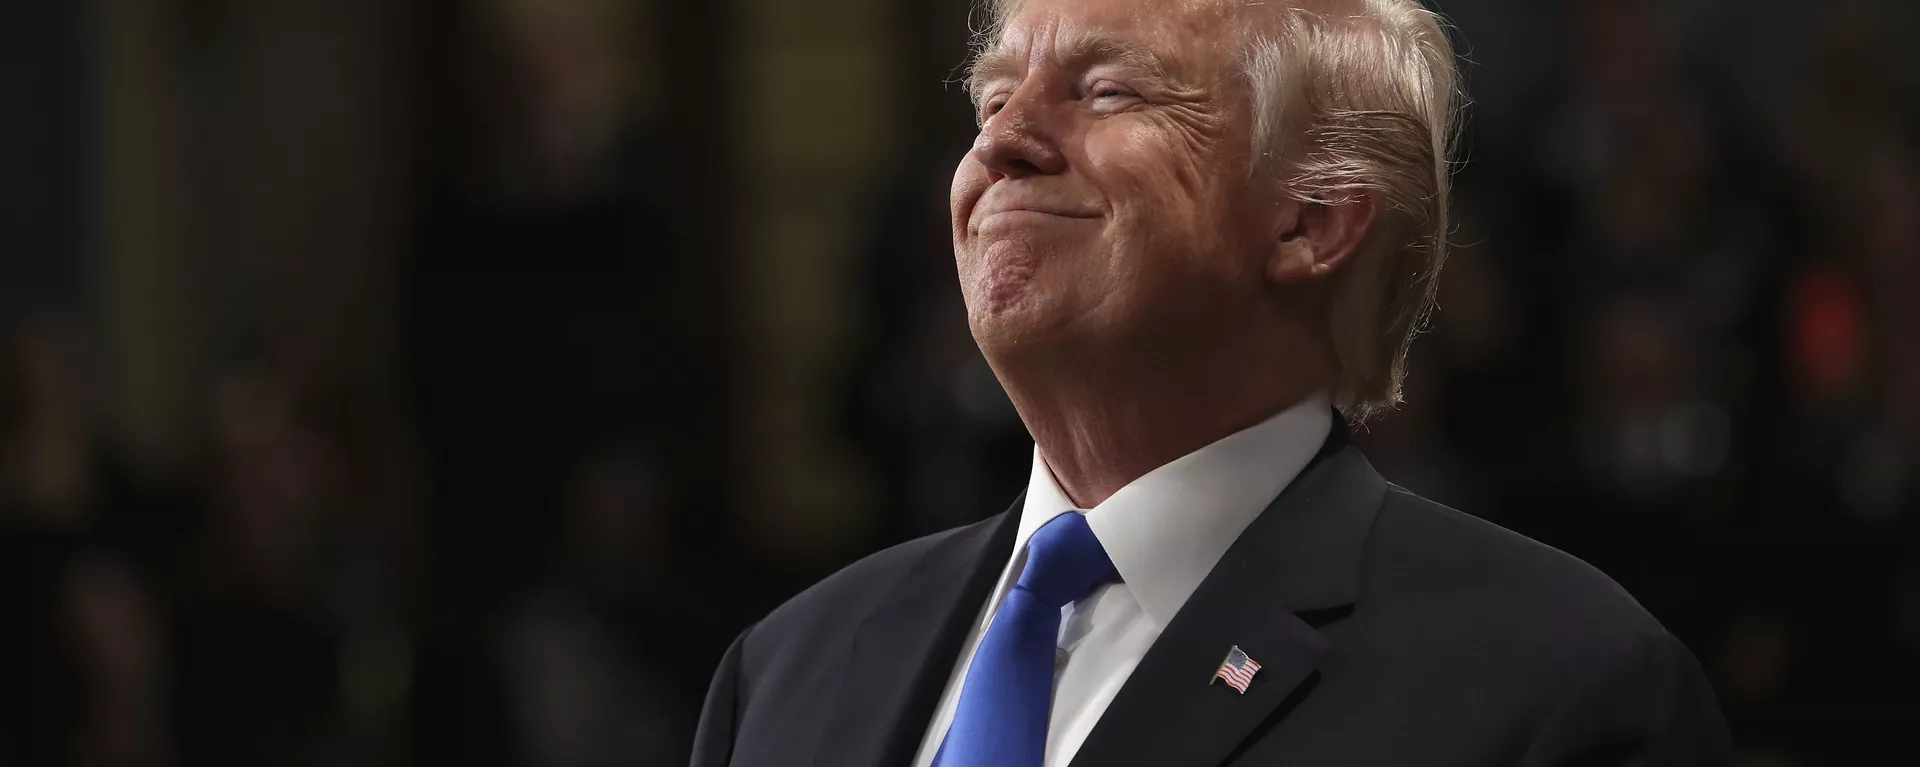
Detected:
left=952, top=0, right=1282, bottom=370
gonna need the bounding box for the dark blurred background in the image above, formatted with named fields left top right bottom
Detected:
left=1, top=0, right=1916, bottom=765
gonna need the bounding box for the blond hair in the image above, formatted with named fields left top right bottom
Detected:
left=970, top=0, right=1462, bottom=422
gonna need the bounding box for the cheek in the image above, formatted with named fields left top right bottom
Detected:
left=1088, top=120, right=1226, bottom=216
left=1083, top=117, right=1257, bottom=285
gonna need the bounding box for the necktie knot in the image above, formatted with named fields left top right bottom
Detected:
left=1016, top=512, right=1117, bottom=609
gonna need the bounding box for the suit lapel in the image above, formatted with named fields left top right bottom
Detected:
left=1070, top=431, right=1387, bottom=767
left=814, top=500, right=1021, bottom=767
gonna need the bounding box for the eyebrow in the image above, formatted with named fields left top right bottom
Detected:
left=967, top=30, right=1172, bottom=106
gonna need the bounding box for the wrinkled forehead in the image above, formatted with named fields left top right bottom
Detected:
left=986, top=0, right=1266, bottom=29
left=976, top=0, right=1271, bottom=80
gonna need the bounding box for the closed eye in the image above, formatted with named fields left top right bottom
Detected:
left=979, top=95, right=1009, bottom=124
left=1086, top=81, right=1141, bottom=111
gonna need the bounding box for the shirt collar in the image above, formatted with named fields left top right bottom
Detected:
left=1013, top=392, right=1333, bottom=627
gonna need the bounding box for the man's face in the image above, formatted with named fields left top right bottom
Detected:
left=952, top=0, right=1275, bottom=364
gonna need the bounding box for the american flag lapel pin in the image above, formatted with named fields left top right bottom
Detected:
left=1211, top=645, right=1261, bottom=694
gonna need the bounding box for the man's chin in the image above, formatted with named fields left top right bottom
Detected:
left=967, top=303, right=1083, bottom=361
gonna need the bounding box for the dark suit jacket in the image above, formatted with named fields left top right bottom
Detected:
left=692, top=429, right=1731, bottom=766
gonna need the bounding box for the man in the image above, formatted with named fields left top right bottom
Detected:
left=693, top=0, right=1731, bottom=764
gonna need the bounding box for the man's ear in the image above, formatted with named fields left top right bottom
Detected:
left=1268, top=193, right=1379, bottom=284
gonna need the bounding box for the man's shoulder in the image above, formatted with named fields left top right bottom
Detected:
left=1365, top=484, right=1666, bottom=642
left=742, top=514, right=1005, bottom=663
left=1347, top=485, right=1727, bottom=759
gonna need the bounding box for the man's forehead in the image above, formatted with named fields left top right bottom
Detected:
left=979, top=0, right=1258, bottom=75
left=998, top=0, right=1254, bottom=25
left=992, top=0, right=1281, bottom=41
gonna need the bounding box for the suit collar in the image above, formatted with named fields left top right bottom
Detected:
left=1017, top=393, right=1335, bottom=627
left=1244, top=422, right=1385, bottom=612
left=814, top=499, right=1022, bottom=767
left=1069, top=423, right=1387, bottom=767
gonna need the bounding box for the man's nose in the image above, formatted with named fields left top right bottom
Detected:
left=970, top=93, right=1068, bottom=181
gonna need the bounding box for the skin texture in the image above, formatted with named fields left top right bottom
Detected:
left=951, top=0, right=1378, bottom=507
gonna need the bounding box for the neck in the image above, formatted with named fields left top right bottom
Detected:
left=1001, top=334, right=1329, bottom=509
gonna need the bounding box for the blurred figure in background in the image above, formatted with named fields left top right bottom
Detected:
left=166, top=350, right=356, bottom=766
left=494, top=444, right=687, bottom=767
left=0, top=314, right=172, bottom=767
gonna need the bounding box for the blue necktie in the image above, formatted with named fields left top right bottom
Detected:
left=935, top=512, right=1118, bottom=767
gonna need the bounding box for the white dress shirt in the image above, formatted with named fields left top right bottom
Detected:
left=909, top=393, right=1333, bottom=767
